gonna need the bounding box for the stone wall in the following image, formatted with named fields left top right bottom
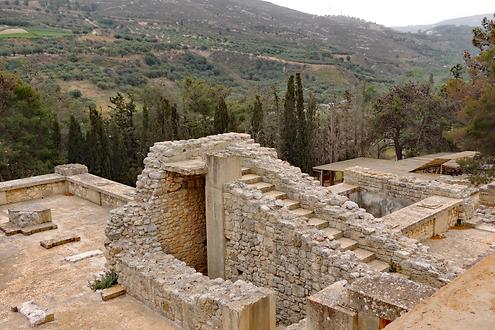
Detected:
left=480, top=182, right=495, bottom=206
left=0, top=174, right=66, bottom=205
left=236, top=156, right=457, bottom=287
left=223, top=183, right=376, bottom=325
left=344, top=167, right=478, bottom=221
left=155, top=172, right=206, bottom=274
left=105, top=134, right=278, bottom=329
left=117, top=250, right=275, bottom=329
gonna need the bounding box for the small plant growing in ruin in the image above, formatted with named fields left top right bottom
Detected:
left=388, top=260, right=401, bottom=273
left=88, top=269, right=118, bottom=291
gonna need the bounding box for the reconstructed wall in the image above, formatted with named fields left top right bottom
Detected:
left=155, top=172, right=206, bottom=274
left=0, top=174, right=66, bottom=205
left=344, top=167, right=478, bottom=221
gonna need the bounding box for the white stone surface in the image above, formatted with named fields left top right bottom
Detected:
left=65, top=250, right=103, bottom=263
left=19, top=301, right=50, bottom=327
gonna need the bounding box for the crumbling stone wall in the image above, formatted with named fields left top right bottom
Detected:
left=105, top=134, right=277, bottom=329
left=156, top=172, right=206, bottom=274
left=223, top=156, right=458, bottom=325
left=344, top=167, right=478, bottom=221
left=223, top=183, right=376, bottom=325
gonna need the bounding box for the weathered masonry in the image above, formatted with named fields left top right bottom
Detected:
left=106, top=133, right=495, bottom=329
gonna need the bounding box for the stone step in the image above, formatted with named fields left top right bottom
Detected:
left=321, top=227, right=344, bottom=239
left=101, top=284, right=126, bottom=301
left=65, top=250, right=103, bottom=263
left=290, top=208, right=314, bottom=218
left=283, top=199, right=301, bottom=210
left=40, top=235, right=81, bottom=249
left=0, top=222, right=21, bottom=236
left=247, top=182, right=274, bottom=193
left=307, top=217, right=329, bottom=229
left=263, top=190, right=288, bottom=200
left=241, top=167, right=251, bottom=175
left=353, top=248, right=376, bottom=263
left=240, top=174, right=262, bottom=184
left=21, top=222, right=57, bottom=236
left=367, top=259, right=389, bottom=272
left=336, top=237, right=358, bottom=251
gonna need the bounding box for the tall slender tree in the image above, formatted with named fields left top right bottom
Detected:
left=67, top=115, right=85, bottom=165
left=282, top=75, right=296, bottom=162
left=251, top=95, right=264, bottom=142
left=213, top=95, right=229, bottom=134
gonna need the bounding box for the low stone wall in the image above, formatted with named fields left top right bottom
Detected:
left=306, top=274, right=435, bottom=330
left=117, top=252, right=275, bottom=329
left=0, top=174, right=66, bottom=205
left=0, top=164, right=134, bottom=209
left=381, top=196, right=462, bottom=241
left=480, top=182, right=495, bottom=206
left=344, top=167, right=478, bottom=222
left=67, top=173, right=134, bottom=208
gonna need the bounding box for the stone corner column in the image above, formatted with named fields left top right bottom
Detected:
left=205, top=154, right=241, bottom=279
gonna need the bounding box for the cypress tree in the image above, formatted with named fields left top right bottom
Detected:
left=295, top=73, right=309, bottom=172
left=140, top=103, right=150, bottom=161
left=283, top=75, right=296, bottom=163
left=67, top=115, right=85, bottom=164
left=87, top=106, right=111, bottom=178
left=213, top=95, right=229, bottom=134
left=171, top=104, right=179, bottom=140
left=108, top=93, right=138, bottom=185
left=251, top=95, right=264, bottom=141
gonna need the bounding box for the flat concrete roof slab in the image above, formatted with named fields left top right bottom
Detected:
left=387, top=252, right=495, bottom=330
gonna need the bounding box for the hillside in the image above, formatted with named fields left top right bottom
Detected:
left=392, top=13, right=492, bottom=33
left=0, top=0, right=481, bottom=108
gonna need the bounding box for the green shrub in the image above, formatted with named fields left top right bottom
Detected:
left=88, top=269, right=118, bottom=291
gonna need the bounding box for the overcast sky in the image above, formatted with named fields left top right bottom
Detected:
left=267, top=0, right=494, bottom=26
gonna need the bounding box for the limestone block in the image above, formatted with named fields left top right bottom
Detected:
left=0, top=221, right=21, bottom=236
left=18, top=301, right=54, bottom=327
left=54, top=164, right=88, bottom=176
left=21, top=223, right=57, bottom=236
left=65, top=250, right=103, bottom=263
left=40, top=235, right=80, bottom=249
left=8, top=205, right=52, bottom=228
left=101, top=285, right=126, bottom=301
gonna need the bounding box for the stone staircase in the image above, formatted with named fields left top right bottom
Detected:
left=240, top=168, right=389, bottom=273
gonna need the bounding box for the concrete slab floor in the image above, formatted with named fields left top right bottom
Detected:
left=0, top=195, right=178, bottom=329
left=424, top=227, right=495, bottom=269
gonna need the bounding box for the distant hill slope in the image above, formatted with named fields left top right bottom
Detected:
left=0, top=0, right=485, bottom=102
left=392, top=13, right=492, bottom=33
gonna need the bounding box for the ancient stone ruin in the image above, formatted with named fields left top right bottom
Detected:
left=104, top=133, right=494, bottom=329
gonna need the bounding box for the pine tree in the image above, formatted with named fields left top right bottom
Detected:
left=251, top=95, right=264, bottom=142
left=282, top=75, right=296, bottom=162
left=67, top=115, right=85, bottom=164
left=213, top=95, right=229, bottom=134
